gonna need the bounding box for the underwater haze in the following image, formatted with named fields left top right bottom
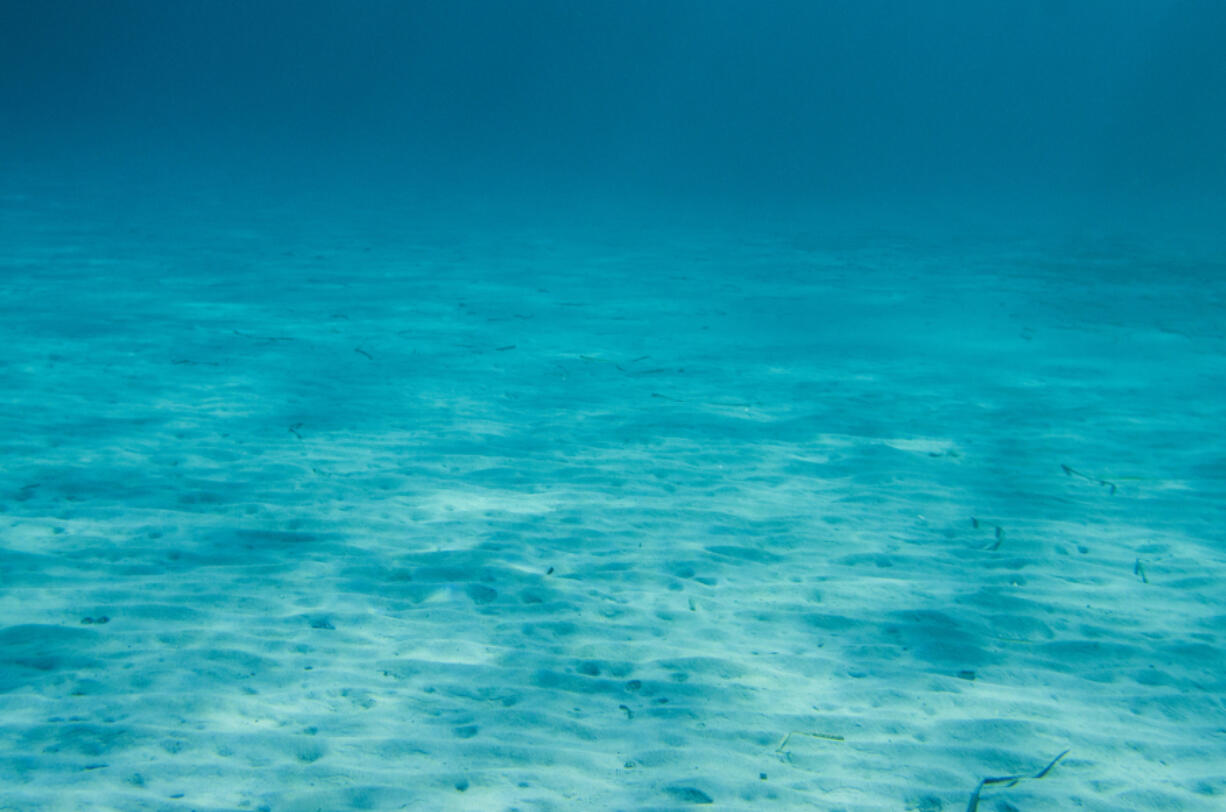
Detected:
left=1, top=2, right=1225, bottom=811
left=4, top=0, right=1226, bottom=225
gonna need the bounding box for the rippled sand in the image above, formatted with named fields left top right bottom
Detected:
left=1, top=199, right=1223, bottom=810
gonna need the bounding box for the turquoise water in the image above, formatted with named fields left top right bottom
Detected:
left=2, top=3, right=1224, bottom=810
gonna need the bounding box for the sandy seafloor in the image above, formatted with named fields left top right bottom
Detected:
left=1, top=189, right=1224, bottom=812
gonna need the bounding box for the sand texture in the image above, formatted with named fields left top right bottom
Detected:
left=1, top=203, right=1224, bottom=811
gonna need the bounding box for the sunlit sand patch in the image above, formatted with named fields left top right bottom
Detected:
left=878, top=437, right=959, bottom=456
left=414, top=489, right=560, bottom=517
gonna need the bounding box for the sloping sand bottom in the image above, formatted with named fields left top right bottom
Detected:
left=1, top=198, right=1223, bottom=811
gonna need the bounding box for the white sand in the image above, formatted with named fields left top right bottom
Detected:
left=1, top=196, right=1223, bottom=811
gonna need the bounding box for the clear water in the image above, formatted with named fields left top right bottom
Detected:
left=2, top=3, right=1224, bottom=811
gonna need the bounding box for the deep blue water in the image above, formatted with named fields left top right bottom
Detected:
left=3, top=0, right=1225, bottom=230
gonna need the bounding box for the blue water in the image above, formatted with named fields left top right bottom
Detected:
left=2, top=2, right=1224, bottom=810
